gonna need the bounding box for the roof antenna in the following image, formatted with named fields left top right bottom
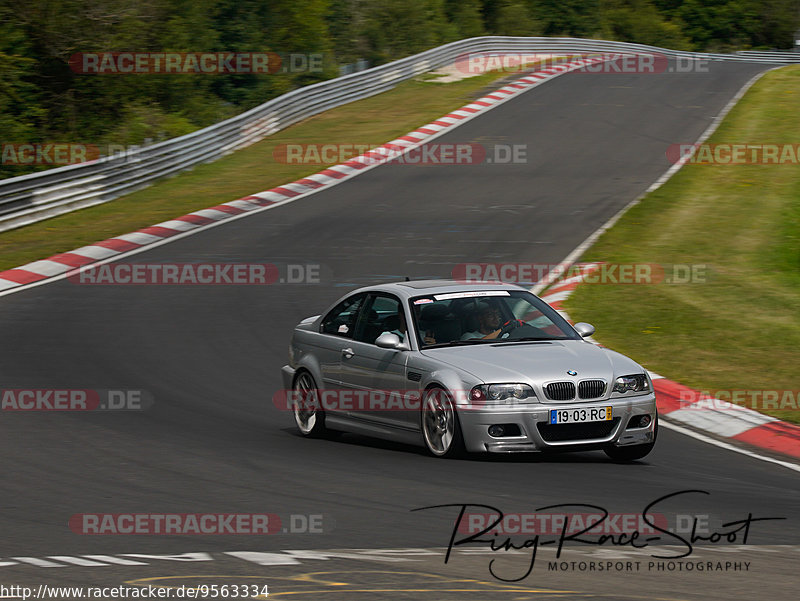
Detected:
left=404, top=276, right=411, bottom=281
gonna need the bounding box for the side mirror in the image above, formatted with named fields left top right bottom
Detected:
left=375, top=332, right=404, bottom=349
left=574, top=322, right=596, bottom=338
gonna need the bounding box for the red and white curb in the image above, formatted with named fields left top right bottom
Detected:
left=538, top=263, right=800, bottom=461
left=0, top=57, right=605, bottom=295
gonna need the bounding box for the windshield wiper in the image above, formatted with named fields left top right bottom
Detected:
left=492, top=336, right=562, bottom=343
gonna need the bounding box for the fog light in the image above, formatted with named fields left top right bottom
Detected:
left=626, top=414, right=653, bottom=429
left=488, top=425, right=505, bottom=437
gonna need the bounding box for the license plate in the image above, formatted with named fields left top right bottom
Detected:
left=550, top=406, right=612, bottom=425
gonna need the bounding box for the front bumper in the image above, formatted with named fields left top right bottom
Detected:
left=456, top=394, right=657, bottom=453
left=281, top=365, right=296, bottom=390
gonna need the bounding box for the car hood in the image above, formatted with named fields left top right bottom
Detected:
left=420, top=340, right=642, bottom=383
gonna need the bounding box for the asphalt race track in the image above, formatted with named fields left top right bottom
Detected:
left=1, top=59, right=798, bottom=600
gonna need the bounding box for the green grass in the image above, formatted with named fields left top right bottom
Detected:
left=563, top=66, right=800, bottom=424
left=0, top=69, right=516, bottom=271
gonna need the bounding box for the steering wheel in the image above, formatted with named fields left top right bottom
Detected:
left=499, top=322, right=546, bottom=340
left=499, top=319, right=525, bottom=337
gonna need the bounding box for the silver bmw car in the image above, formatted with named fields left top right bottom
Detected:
left=280, top=280, right=657, bottom=460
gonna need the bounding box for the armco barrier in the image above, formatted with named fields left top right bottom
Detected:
left=1, top=36, right=799, bottom=233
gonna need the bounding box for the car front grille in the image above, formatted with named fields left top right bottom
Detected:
left=578, top=380, right=606, bottom=399
left=545, top=381, right=576, bottom=401
left=537, top=417, right=620, bottom=442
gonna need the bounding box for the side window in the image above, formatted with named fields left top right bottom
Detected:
left=354, top=293, right=403, bottom=344
left=320, top=293, right=367, bottom=338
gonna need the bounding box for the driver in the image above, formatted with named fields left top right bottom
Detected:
left=460, top=302, right=523, bottom=340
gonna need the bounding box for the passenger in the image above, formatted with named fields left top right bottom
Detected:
left=382, top=311, right=407, bottom=342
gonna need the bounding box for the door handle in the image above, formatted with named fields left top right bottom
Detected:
left=341, top=347, right=355, bottom=359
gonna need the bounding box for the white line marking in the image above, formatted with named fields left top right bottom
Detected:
left=224, top=551, right=301, bottom=566
left=47, top=556, right=108, bottom=567
left=122, top=552, right=213, bottom=562
left=660, top=420, right=800, bottom=474
left=4, top=545, right=797, bottom=572
left=82, top=555, right=148, bottom=565
left=10, top=557, right=64, bottom=567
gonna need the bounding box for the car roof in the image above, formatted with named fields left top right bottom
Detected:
left=351, top=279, right=528, bottom=299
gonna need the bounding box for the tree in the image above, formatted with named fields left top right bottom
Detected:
left=446, top=0, right=486, bottom=38
left=496, top=1, right=541, bottom=36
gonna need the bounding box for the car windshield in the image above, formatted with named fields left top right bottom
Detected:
left=409, top=290, right=580, bottom=348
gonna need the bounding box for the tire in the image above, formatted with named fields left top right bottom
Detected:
left=292, top=371, right=327, bottom=437
left=421, top=387, right=465, bottom=458
left=604, top=416, right=658, bottom=462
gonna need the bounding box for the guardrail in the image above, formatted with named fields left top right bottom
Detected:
left=2, top=36, right=799, bottom=233
left=734, top=50, right=800, bottom=60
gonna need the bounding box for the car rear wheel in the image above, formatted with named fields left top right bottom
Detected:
left=292, top=371, right=327, bottom=437
left=604, top=416, right=658, bottom=461
left=421, top=387, right=464, bottom=458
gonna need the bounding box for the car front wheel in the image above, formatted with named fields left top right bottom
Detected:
left=421, top=387, right=464, bottom=458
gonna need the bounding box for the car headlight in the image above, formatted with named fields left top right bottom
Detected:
left=469, top=383, right=536, bottom=404
left=612, top=374, right=650, bottom=395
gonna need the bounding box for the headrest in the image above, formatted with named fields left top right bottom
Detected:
left=383, top=313, right=401, bottom=330
left=420, top=303, right=450, bottom=320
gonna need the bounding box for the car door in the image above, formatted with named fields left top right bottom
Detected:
left=341, top=292, right=415, bottom=431
left=315, top=292, right=368, bottom=418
